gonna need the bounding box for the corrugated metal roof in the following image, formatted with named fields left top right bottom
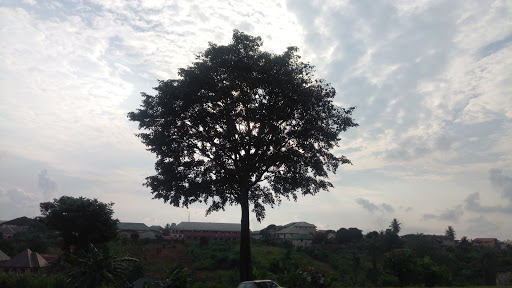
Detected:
left=176, top=222, right=241, bottom=232
left=473, top=238, right=497, bottom=242
left=284, top=221, right=316, bottom=228
left=117, top=222, right=149, bottom=231
left=0, top=250, right=10, bottom=261
left=0, top=249, right=48, bottom=268
left=149, top=225, right=163, bottom=231
left=276, top=226, right=305, bottom=234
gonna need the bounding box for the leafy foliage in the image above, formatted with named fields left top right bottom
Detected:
left=65, top=243, right=138, bottom=288
left=128, top=30, right=357, bottom=219
left=389, top=218, right=401, bottom=234
left=0, top=217, right=61, bottom=256
left=445, top=225, right=456, bottom=238
left=40, top=196, right=119, bottom=252
left=128, top=30, right=357, bottom=281
left=335, top=227, right=363, bottom=244
left=0, top=273, right=69, bottom=288
left=186, top=240, right=238, bottom=271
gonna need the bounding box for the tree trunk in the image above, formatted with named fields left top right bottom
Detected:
left=240, top=193, right=253, bottom=282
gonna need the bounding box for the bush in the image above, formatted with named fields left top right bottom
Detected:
left=0, top=273, right=69, bottom=288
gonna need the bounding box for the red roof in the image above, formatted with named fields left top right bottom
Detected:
left=473, top=238, right=497, bottom=242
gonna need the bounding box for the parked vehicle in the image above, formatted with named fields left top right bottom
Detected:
left=237, top=280, right=281, bottom=288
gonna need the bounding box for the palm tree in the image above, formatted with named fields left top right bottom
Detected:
left=445, top=226, right=456, bottom=239
left=389, top=218, right=401, bottom=234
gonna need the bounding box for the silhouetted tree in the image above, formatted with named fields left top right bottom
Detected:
left=445, top=226, right=455, bottom=239
left=40, top=196, right=118, bottom=252
left=383, top=249, right=416, bottom=286
left=389, top=218, right=402, bottom=234
left=336, top=227, right=363, bottom=243
left=163, top=223, right=171, bottom=236
left=128, top=30, right=357, bottom=281
left=260, top=224, right=277, bottom=241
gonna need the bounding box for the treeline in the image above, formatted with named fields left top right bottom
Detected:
left=260, top=220, right=512, bottom=287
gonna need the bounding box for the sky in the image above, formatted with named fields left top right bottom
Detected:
left=0, top=0, right=511, bottom=240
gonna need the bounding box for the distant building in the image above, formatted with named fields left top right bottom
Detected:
left=500, top=240, right=512, bottom=250
left=0, top=217, right=34, bottom=239
left=274, top=222, right=316, bottom=248
left=0, top=249, right=48, bottom=273
left=149, top=225, right=164, bottom=232
left=0, top=250, right=10, bottom=263
left=472, top=238, right=497, bottom=247
left=0, top=225, right=26, bottom=239
left=174, top=222, right=241, bottom=241
left=117, top=222, right=162, bottom=240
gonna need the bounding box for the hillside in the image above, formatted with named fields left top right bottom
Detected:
left=1, top=216, right=37, bottom=226
left=122, top=241, right=192, bottom=278
left=120, top=240, right=336, bottom=287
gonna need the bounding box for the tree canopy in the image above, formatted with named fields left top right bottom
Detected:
left=40, top=196, right=119, bottom=252
left=128, top=30, right=357, bottom=281
left=445, top=226, right=456, bottom=239
left=389, top=218, right=402, bottom=234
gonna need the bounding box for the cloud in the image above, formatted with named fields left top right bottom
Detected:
left=38, top=169, right=57, bottom=201
left=464, top=192, right=512, bottom=214
left=477, top=33, right=512, bottom=60
left=466, top=215, right=501, bottom=237
left=438, top=205, right=464, bottom=222
left=381, top=203, right=394, bottom=213
left=423, top=205, right=464, bottom=222
left=0, top=187, right=40, bottom=219
left=355, top=198, right=378, bottom=213
left=0, top=0, right=511, bottom=240
left=489, top=168, right=512, bottom=201
left=355, top=198, right=394, bottom=214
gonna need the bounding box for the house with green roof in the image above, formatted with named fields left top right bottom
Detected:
left=275, top=222, right=316, bottom=248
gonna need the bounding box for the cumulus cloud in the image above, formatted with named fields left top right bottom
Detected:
left=489, top=168, right=512, bottom=201
left=423, top=205, right=464, bottom=222
left=355, top=198, right=394, bottom=214
left=381, top=203, right=394, bottom=213
left=0, top=0, right=511, bottom=239
left=0, top=187, right=39, bottom=219
left=466, top=215, right=501, bottom=237
left=464, top=192, right=512, bottom=214
left=38, top=169, right=57, bottom=201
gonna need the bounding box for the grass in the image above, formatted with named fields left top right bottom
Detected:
left=0, top=273, right=69, bottom=288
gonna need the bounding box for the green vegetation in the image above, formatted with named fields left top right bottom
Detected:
left=40, top=196, right=118, bottom=252
left=0, top=218, right=61, bottom=256
left=0, top=273, right=69, bottom=288
left=65, top=243, right=138, bottom=288
left=2, top=211, right=512, bottom=287
left=128, top=29, right=358, bottom=281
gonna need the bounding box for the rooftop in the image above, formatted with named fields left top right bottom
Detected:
left=0, top=249, right=48, bottom=268
left=117, top=222, right=150, bottom=231
left=176, top=222, right=241, bottom=232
